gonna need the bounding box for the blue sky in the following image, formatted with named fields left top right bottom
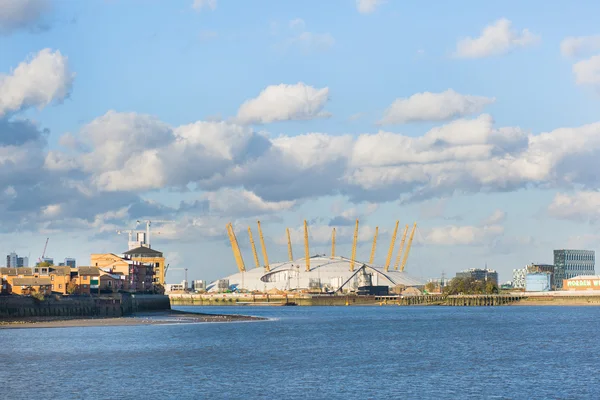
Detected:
left=2, top=0, right=600, bottom=284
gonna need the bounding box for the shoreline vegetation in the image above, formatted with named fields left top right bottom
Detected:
left=0, top=310, right=267, bottom=329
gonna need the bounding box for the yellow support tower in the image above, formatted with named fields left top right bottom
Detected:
left=286, top=228, right=294, bottom=261
left=350, top=219, right=359, bottom=271
left=369, top=227, right=378, bottom=264
left=384, top=221, right=399, bottom=272
left=331, top=228, right=336, bottom=259
left=304, top=220, right=310, bottom=272
left=256, top=220, right=270, bottom=272
left=247, top=227, right=261, bottom=269
left=393, top=224, right=409, bottom=270
left=400, top=223, right=417, bottom=272
left=227, top=223, right=245, bottom=272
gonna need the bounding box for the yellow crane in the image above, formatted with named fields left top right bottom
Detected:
left=256, top=220, right=270, bottom=272
left=304, top=220, right=310, bottom=272
left=393, top=224, right=409, bottom=270
left=286, top=228, right=293, bottom=261
left=350, top=219, right=359, bottom=271
left=369, top=227, right=378, bottom=264
left=331, top=228, right=336, bottom=258
left=247, top=227, right=261, bottom=269
left=384, top=220, right=399, bottom=272
left=400, top=223, right=417, bottom=272
left=226, top=223, right=245, bottom=272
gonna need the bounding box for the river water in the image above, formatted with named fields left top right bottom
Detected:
left=0, top=305, right=598, bottom=399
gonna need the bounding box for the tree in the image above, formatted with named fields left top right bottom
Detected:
left=36, top=261, right=52, bottom=268
left=66, top=283, right=78, bottom=295
left=424, top=282, right=437, bottom=293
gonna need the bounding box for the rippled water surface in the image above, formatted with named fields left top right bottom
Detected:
left=1, top=306, right=598, bottom=399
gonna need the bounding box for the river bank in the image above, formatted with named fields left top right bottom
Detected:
left=0, top=310, right=266, bottom=329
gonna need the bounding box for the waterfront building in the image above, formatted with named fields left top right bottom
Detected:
left=41, top=257, right=54, bottom=265
left=192, top=280, right=207, bottom=291
left=122, top=246, right=166, bottom=287
left=90, top=253, right=154, bottom=293
left=553, top=250, right=595, bottom=290
left=64, top=258, right=76, bottom=268
left=525, top=272, right=552, bottom=292
left=455, top=268, right=499, bottom=286
left=512, top=267, right=527, bottom=289
left=562, top=275, right=600, bottom=291
left=206, top=255, right=425, bottom=293
left=10, top=277, right=52, bottom=295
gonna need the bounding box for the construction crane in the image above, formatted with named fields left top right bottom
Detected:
left=247, top=227, right=261, bottom=269
left=330, top=228, right=336, bottom=259
left=384, top=221, right=399, bottom=272
left=286, top=228, right=293, bottom=262
left=393, top=224, right=409, bottom=270
left=136, top=219, right=175, bottom=248
left=304, top=220, right=310, bottom=272
left=37, top=237, right=49, bottom=263
left=226, top=223, right=246, bottom=272
left=256, top=221, right=270, bottom=272
left=369, top=227, right=378, bottom=264
left=400, top=223, right=417, bottom=272
left=350, top=219, right=359, bottom=271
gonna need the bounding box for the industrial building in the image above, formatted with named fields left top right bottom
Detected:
left=553, top=249, right=595, bottom=289
left=525, top=272, right=552, bottom=292
left=207, top=219, right=425, bottom=293
left=563, top=276, right=600, bottom=291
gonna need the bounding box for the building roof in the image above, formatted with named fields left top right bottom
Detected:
left=50, top=266, right=71, bottom=275
left=565, top=275, right=600, bottom=280
left=12, top=277, right=52, bottom=286
left=0, top=267, right=33, bottom=276
left=77, top=267, right=101, bottom=276
left=123, top=246, right=163, bottom=257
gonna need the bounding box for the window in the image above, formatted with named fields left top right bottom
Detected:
left=51, top=276, right=54, bottom=281
left=83, top=285, right=88, bottom=288
left=51, top=284, right=54, bottom=290
left=84, top=276, right=88, bottom=280
left=59, top=284, right=62, bottom=289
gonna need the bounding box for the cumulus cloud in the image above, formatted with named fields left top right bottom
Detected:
left=483, top=209, right=506, bottom=225
left=201, top=188, right=296, bottom=217
left=425, top=224, right=504, bottom=246
left=547, top=191, right=600, bottom=223
left=235, top=83, right=331, bottom=124
left=454, top=18, right=540, bottom=59
left=0, top=0, right=51, bottom=35
left=379, top=89, right=495, bottom=124
left=573, top=55, right=600, bottom=88
left=356, top=0, right=385, bottom=14
left=0, top=48, right=74, bottom=117
left=561, top=35, right=600, bottom=58
left=191, top=0, right=216, bottom=11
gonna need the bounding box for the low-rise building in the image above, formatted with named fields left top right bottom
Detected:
left=456, top=268, right=498, bottom=285
left=562, top=275, right=600, bottom=291
left=10, top=277, right=52, bottom=295
left=525, top=272, right=552, bottom=292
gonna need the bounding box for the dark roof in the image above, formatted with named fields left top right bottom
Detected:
left=123, top=246, right=163, bottom=257
left=12, top=277, right=52, bottom=286
left=77, top=267, right=101, bottom=276
left=0, top=267, right=33, bottom=276
left=50, top=267, right=71, bottom=275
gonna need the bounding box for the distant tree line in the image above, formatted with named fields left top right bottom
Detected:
left=442, top=277, right=498, bottom=295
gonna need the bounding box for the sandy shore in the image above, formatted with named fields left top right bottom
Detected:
left=0, top=310, right=266, bottom=329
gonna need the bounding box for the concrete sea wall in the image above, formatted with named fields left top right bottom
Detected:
left=0, top=294, right=170, bottom=319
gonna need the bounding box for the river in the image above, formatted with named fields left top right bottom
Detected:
left=0, top=305, right=597, bottom=399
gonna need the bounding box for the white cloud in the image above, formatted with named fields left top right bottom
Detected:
left=573, top=55, right=600, bottom=88
left=0, top=48, right=74, bottom=117
left=547, top=191, right=600, bottom=223
left=379, top=89, right=495, bottom=124
left=482, top=209, right=506, bottom=225
left=202, top=188, right=296, bottom=217
left=289, top=18, right=305, bottom=30
left=454, top=18, right=540, bottom=59
left=356, top=0, right=385, bottom=14
left=288, top=31, right=335, bottom=53
left=0, top=0, right=51, bottom=34
left=561, top=35, right=600, bottom=58
left=235, top=82, right=331, bottom=124
left=425, top=224, right=504, bottom=246
left=192, top=0, right=216, bottom=11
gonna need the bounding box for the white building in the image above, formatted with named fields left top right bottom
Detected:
left=512, top=266, right=527, bottom=289
left=207, top=255, right=425, bottom=293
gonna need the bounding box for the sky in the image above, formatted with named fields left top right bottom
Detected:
left=1, top=0, right=600, bottom=284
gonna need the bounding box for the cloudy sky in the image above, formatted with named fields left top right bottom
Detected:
left=1, top=0, right=600, bottom=284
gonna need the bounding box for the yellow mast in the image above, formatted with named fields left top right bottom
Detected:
left=247, top=227, right=261, bottom=269
left=256, top=220, right=270, bottom=272
left=400, top=223, right=417, bottom=272
left=304, top=219, right=310, bottom=272
left=393, top=224, right=409, bottom=270
left=350, top=219, right=359, bottom=271
left=384, top=220, right=399, bottom=272
left=286, top=228, right=293, bottom=261
left=369, top=227, right=378, bottom=264
left=331, top=228, right=336, bottom=258
left=227, top=223, right=245, bottom=272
